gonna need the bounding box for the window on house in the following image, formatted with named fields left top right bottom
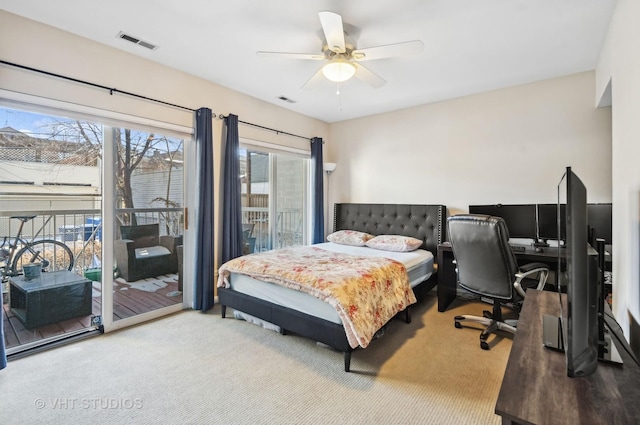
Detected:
left=239, top=143, right=309, bottom=253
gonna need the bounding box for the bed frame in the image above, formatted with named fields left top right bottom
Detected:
left=218, top=203, right=447, bottom=371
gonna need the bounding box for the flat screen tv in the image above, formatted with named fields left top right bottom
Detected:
left=561, top=167, right=599, bottom=377
left=544, top=168, right=636, bottom=376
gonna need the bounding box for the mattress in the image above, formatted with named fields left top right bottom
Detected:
left=227, top=242, right=434, bottom=324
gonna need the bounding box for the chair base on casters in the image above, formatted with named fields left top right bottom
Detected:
left=454, top=303, right=516, bottom=350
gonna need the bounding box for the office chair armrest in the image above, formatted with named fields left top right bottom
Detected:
left=514, top=263, right=550, bottom=297
left=519, top=262, right=549, bottom=274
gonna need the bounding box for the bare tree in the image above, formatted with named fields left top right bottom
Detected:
left=150, top=136, right=184, bottom=234
left=115, top=129, right=159, bottom=225
left=43, top=120, right=173, bottom=226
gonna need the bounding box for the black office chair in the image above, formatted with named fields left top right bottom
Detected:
left=447, top=214, right=550, bottom=350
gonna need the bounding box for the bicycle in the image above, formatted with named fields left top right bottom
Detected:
left=0, top=215, right=74, bottom=282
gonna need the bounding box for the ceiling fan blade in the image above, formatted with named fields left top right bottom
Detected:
left=300, top=67, right=325, bottom=90
left=319, top=11, right=346, bottom=53
left=256, top=51, right=325, bottom=60
left=354, top=63, right=386, bottom=88
left=352, top=40, right=424, bottom=61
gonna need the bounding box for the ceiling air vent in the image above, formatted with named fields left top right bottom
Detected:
left=278, top=96, right=297, bottom=104
left=117, top=32, right=158, bottom=50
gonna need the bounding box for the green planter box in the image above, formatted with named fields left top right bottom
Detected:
left=84, top=268, right=101, bottom=282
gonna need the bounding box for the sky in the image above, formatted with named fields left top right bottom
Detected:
left=1, top=106, right=72, bottom=138
left=1, top=106, right=184, bottom=151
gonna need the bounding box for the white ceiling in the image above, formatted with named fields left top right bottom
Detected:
left=0, top=0, right=616, bottom=123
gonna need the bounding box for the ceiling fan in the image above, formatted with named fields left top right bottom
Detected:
left=256, top=11, right=424, bottom=89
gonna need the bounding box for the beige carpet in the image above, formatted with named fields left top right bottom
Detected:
left=0, top=292, right=512, bottom=425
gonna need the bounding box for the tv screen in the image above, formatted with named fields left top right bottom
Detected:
left=560, top=167, right=599, bottom=377
left=468, top=204, right=537, bottom=240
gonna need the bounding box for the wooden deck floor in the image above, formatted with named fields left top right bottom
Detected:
left=3, top=273, right=182, bottom=351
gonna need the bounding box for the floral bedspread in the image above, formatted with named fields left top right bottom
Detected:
left=217, top=246, right=417, bottom=349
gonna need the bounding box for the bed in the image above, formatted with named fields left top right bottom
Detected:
left=217, top=203, right=446, bottom=371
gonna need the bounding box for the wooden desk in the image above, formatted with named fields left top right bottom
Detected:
left=495, top=290, right=640, bottom=425
left=437, top=242, right=565, bottom=312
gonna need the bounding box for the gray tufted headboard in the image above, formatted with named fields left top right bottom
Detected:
left=333, top=203, right=446, bottom=256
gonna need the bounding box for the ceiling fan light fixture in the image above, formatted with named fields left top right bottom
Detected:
left=322, top=60, right=356, bottom=83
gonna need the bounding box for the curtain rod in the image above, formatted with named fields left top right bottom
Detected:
left=219, top=114, right=311, bottom=141
left=1, top=60, right=206, bottom=115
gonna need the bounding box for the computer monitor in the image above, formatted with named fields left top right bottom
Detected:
left=468, top=204, right=537, bottom=240
left=537, top=203, right=566, bottom=243
left=587, top=203, right=612, bottom=245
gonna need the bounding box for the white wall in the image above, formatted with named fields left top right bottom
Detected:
left=1, top=161, right=100, bottom=187
left=596, top=0, right=640, bottom=338
left=328, top=71, right=612, bottom=216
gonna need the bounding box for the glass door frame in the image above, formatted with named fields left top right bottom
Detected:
left=101, top=126, right=195, bottom=333
left=0, top=90, right=195, bottom=336
left=240, top=138, right=311, bottom=251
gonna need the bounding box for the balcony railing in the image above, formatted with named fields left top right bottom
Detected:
left=0, top=208, right=183, bottom=278
left=241, top=207, right=304, bottom=252
left=1, top=205, right=297, bottom=284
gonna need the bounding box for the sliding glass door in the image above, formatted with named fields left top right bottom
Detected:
left=111, top=126, right=185, bottom=323
left=1, top=102, right=191, bottom=354
left=0, top=106, right=104, bottom=354
left=240, top=144, right=309, bottom=252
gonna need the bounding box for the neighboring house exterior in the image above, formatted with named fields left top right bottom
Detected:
left=0, top=126, right=182, bottom=238
left=0, top=126, right=100, bottom=238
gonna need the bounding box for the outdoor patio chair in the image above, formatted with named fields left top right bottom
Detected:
left=115, top=223, right=182, bottom=282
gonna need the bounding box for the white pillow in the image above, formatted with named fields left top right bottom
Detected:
left=327, top=230, right=374, bottom=246
left=365, top=235, right=423, bottom=252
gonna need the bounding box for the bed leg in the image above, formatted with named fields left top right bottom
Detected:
left=344, top=352, right=351, bottom=372
left=405, top=307, right=411, bottom=324
left=221, top=305, right=227, bottom=318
